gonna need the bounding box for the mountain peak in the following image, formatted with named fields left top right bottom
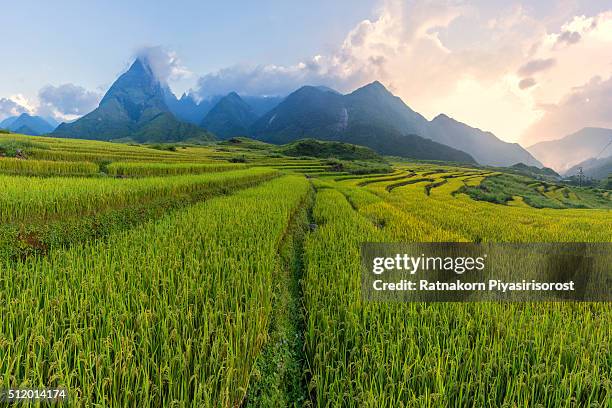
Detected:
left=295, top=85, right=323, bottom=93
left=201, top=92, right=257, bottom=139
left=428, top=113, right=542, bottom=167
left=132, top=57, right=155, bottom=76
left=364, top=80, right=387, bottom=91
left=432, top=113, right=452, bottom=122
left=349, top=80, right=393, bottom=98
left=99, top=57, right=165, bottom=110
left=52, top=57, right=213, bottom=143
left=314, top=86, right=340, bottom=94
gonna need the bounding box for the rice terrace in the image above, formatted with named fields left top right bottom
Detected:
left=2, top=1, right=612, bottom=406
left=0, top=131, right=610, bottom=406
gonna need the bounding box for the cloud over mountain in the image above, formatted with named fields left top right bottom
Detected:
left=0, top=97, right=29, bottom=120
left=193, top=57, right=369, bottom=100
left=134, top=46, right=192, bottom=83
left=189, top=1, right=612, bottom=144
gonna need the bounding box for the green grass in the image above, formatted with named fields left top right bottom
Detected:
left=0, top=170, right=277, bottom=261
left=0, top=138, right=39, bottom=157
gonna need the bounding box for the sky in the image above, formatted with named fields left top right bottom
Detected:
left=2, top=0, right=612, bottom=145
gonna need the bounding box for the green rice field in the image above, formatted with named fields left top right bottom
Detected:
left=0, top=133, right=610, bottom=407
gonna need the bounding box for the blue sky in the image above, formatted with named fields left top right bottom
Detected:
left=1, top=0, right=374, bottom=97
left=2, top=0, right=612, bottom=144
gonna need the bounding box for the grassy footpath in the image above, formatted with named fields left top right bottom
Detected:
left=243, top=187, right=314, bottom=407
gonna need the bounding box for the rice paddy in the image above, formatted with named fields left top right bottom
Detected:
left=0, top=133, right=610, bottom=407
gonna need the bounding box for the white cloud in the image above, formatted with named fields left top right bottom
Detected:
left=523, top=74, right=612, bottom=143
left=134, top=46, right=192, bottom=83
left=1, top=85, right=100, bottom=122
left=38, top=83, right=101, bottom=119
left=0, top=95, right=32, bottom=120
left=522, top=11, right=612, bottom=142
left=193, top=55, right=370, bottom=99
left=191, top=1, right=612, bottom=144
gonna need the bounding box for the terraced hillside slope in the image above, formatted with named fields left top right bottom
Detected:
left=0, top=132, right=610, bottom=407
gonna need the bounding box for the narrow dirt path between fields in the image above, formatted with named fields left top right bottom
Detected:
left=242, top=186, right=314, bottom=407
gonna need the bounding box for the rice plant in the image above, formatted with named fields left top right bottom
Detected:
left=302, top=174, right=612, bottom=407
left=0, top=175, right=309, bottom=406
left=0, top=168, right=278, bottom=223
left=0, top=157, right=99, bottom=176
left=105, top=161, right=246, bottom=176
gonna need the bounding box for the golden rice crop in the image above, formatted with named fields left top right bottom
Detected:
left=0, top=175, right=309, bottom=406
left=0, top=157, right=99, bottom=176
left=1, top=133, right=610, bottom=407
left=301, top=173, right=612, bottom=407
left=105, top=161, right=246, bottom=176
left=0, top=168, right=278, bottom=223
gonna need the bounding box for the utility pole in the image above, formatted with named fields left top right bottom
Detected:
left=577, top=166, right=585, bottom=186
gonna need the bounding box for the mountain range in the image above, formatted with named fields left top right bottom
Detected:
left=45, top=57, right=543, bottom=166
left=53, top=59, right=214, bottom=143
left=426, top=114, right=541, bottom=167
left=0, top=113, right=57, bottom=135
left=527, top=128, right=612, bottom=173
left=248, top=83, right=541, bottom=166
left=164, top=92, right=284, bottom=125
left=249, top=83, right=474, bottom=163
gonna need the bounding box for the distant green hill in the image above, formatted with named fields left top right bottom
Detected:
left=506, top=163, right=560, bottom=180
left=221, top=137, right=275, bottom=150
left=279, top=138, right=383, bottom=161
left=52, top=59, right=214, bottom=143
